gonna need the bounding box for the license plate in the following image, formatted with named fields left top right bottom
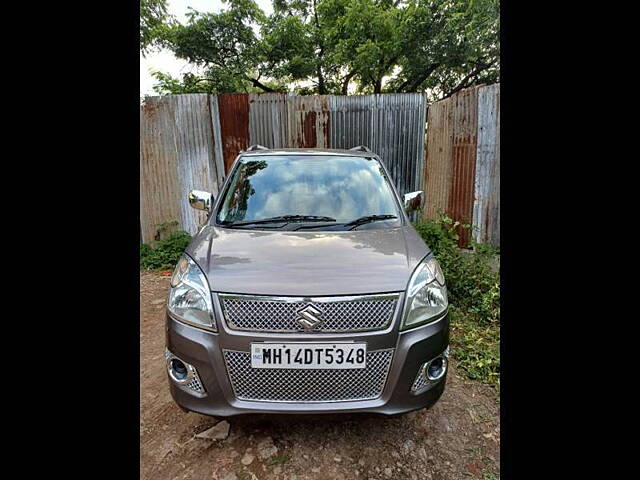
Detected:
left=250, top=342, right=367, bottom=369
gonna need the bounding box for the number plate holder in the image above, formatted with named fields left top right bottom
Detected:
left=250, top=342, right=367, bottom=369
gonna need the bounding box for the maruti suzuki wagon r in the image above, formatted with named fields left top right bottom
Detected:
left=165, top=146, right=449, bottom=417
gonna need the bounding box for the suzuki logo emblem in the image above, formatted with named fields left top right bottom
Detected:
left=297, top=305, right=324, bottom=330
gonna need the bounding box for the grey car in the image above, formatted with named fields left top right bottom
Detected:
left=165, top=146, right=449, bottom=417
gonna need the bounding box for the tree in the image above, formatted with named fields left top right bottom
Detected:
left=391, top=0, right=499, bottom=98
left=140, top=0, right=170, bottom=56
left=320, top=0, right=403, bottom=94
left=157, top=0, right=279, bottom=93
left=261, top=0, right=343, bottom=94
left=150, top=0, right=499, bottom=100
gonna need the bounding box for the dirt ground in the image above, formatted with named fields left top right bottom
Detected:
left=140, top=271, right=500, bottom=480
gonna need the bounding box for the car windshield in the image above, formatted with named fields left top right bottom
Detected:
left=216, top=155, right=401, bottom=228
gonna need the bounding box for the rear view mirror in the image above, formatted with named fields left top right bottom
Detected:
left=188, top=190, right=214, bottom=212
left=403, top=191, right=424, bottom=213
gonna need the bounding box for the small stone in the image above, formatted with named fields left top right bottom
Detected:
left=219, top=472, right=237, bottom=480
left=358, top=459, right=365, bottom=467
left=273, top=466, right=282, bottom=475
left=303, top=455, right=309, bottom=460
left=241, top=453, right=255, bottom=466
left=384, top=468, right=393, bottom=477
left=311, top=468, right=321, bottom=473
left=334, top=456, right=342, bottom=462
left=257, top=437, right=278, bottom=460
left=402, top=439, right=415, bottom=453
left=194, top=421, right=230, bottom=441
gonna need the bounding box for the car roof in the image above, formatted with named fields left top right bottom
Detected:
left=239, top=147, right=376, bottom=158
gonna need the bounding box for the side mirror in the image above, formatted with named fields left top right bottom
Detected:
left=403, top=191, right=424, bottom=213
left=188, top=190, right=214, bottom=212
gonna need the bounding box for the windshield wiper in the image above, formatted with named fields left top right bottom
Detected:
left=222, top=215, right=336, bottom=227
left=294, top=214, right=399, bottom=230
left=344, top=214, right=398, bottom=230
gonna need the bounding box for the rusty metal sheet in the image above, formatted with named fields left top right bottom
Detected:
left=217, top=93, right=250, bottom=172
left=287, top=95, right=330, bottom=148
left=140, top=96, right=182, bottom=245
left=248, top=93, right=289, bottom=148
left=447, top=86, right=479, bottom=246
left=173, top=94, right=222, bottom=237
left=140, top=94, right=221, bottom=244
left=473, top=84, right=500, bottom=246
left=423, top=97, right=453, bottom=221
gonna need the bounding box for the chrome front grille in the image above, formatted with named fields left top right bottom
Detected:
left=219, top=293, right=399, bottom=333
left=223, top=349, right=394, bottom=402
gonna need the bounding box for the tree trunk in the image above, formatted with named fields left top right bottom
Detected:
left=246, top=76, right=275, bottom=92
left=317, top=66, right=326, bottom=94
left=442, top=61, right=496, bottom=99
left=341, top=71, right=355, bottom=95
left=402, top=64, right=440, bottom=92
left=373, top=77, right=382, bottom=94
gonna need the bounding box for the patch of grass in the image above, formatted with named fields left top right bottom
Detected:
left=482, top=472, right=499, bottom=480
left=451, top=308, right=500, bottom=387
left=414, top=213, right=500, bottom=387
left=140, top=221, right=192, bottom=270
left=266, top=452, right=290, bottom=466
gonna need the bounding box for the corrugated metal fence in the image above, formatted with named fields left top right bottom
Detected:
left=140, top=92, right=428, bottom=244
left=423, top=84, right=500, bottom=246
left=140, top=95, right=222, bottom=245
left=140, top=87, right=498, bottom=246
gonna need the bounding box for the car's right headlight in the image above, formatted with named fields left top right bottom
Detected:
left=167, top=255, right=216, bottom=331
left=401, top=256, right=448, bottom=330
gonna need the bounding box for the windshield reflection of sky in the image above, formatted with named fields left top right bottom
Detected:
left=218, top=155, right=399, bottom=223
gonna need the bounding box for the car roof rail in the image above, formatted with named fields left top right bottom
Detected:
left=349, top=145, right=371, bottom=153
left=246, top=144, right=269, bottom=152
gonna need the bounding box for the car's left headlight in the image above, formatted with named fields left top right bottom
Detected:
left=168, top=254, right=216, bottom=331
left=401, top=256, right=448, bottom=330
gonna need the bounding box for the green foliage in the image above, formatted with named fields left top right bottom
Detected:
left=413, top=212, right=461, bottom=257
left=140, top=0, right=171, bottom=55
left=153, top=0, right=276, bottom=95
left=266, top=452, right=290, bottom=466
left=389, top=0, right=499, bottom=96
left=471, top=239, right=500, bottom=255
left=450, top=308, right=500, bottom=387
left=148, top=0, right=499, bottom=99
left=415, top=213, right=500, bottom=386
left=140, top=221, right=192, bottom=270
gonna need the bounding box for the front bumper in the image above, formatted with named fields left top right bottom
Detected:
left=165, top=304, right=449, bottom=417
